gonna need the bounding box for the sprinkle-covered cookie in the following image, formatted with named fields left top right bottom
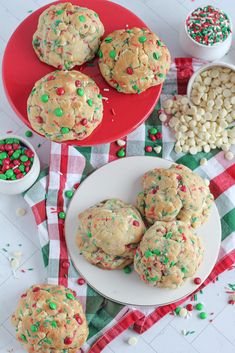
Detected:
left=11, top=284, right=88, bottom=353
left=76, top=199, right=146, bottom=270
left=27, top=70, right=103, bottom=142
left=137, top=164, right=213, bottom=228
left=33, top=2, right=104, bottom=69
left=134, top=221, right=204, bottom=288
left=98, top=27, right=171, bottom=94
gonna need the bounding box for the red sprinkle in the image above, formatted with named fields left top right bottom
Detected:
left=77, top=278, right=85, bottom=285
left=32, top=287, right=40, bottom=292
left=194, top=277, right=202, bottom=285
left=58, top=65, right=63, bottom=70
left=21, top=293, right=27, bottom=298
left=47, top=75, right=55, bottom=81
left=74, top=314, right=83, bottom=324
left=64, top=337, right=73, bottom=345
left=62, top=260, right=70, bottom=269
left=126, top=67, right=133, bottom=75
left=156, top=132, right=162, bottom=140
left=180, top=185, right=187, bottom=192
left=75, top=80, right=82, bottom=87
left=111, top=108, right=116, bottom=116
left=81, top=119, right=88, bottom=126
left=36, top=116, right=43, bottom=124
left=74, top=182, right=80, bottom=190
left=56, top=87, right=65, bottom=96
left=145, top=146, right=153, bottom=153
left=186, top=304, right=194, bottom=311
left=133, top=220, right=139, bottom=227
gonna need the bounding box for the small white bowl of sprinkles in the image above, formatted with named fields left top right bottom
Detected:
left=179, top=5, right=232, bottom=61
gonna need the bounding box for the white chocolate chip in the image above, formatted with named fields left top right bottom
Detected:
left=179, top=308, right=188, bottom=318
left=159, top=113, right=167, bottom=122
left=16, top=208, right=27, bottom=217
left=154, top=146, right=162, bottom=154
left=128, top=337, right=138, bottom=346
left=116, top=139, right=126, bottom=147
left=224, top=151, right=234, bottom=160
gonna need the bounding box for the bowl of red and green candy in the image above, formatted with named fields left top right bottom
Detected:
left=0, top=135, right=40, bottom=195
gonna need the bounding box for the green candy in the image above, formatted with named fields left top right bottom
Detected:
left=54, top=108, right=63, bottom=117
left=139, top=36, right=147, bottom=43
left=157, top=40, right=163, bottom=46
left=79, top=15, right=86, bottom=22
left=12, top=151, right=21, bottom=159
left=77, top=88, right=84, bottom=96
left=116, top=149, right=125, bottom=158
left=181, top=267, right=187, bottom=273
left=158, top=73, right=165, bottom=78
left=56, top=9, right=64, bottom=15
left=170, top=261, right=176, bottom=267
left=152, top=249, right=161, bottom=255
left=19, top=165, right=25, bottom=172
left=162, top=257, right=169, bottom=264
left=5, top=169, right=14, bottom=178
left=199, top=312, right=207, bottom=319
left=153, top=52, right=160, bottom=60
left=11, top=175, right=17, bottom=180
left=58, top=211, right=66, bottom=219
left=145, top=250, right=153, bottom=258
left=123, top=265, right=132, bottom=274
left=109, top=50, right=116, bottom=59
left=87, top=99, right=93, bottom=107
left=66, top=293, right=74, bottom=300
left=25, top=130, right=33, bottom=137
left=105, top=37, right=113, bottom=43
left=65, top=190, right=74, bottom=198
left=61, top=127, right=70, bottom=134
left=196, top=303, right=204, bottom=311
left=51, top=321, right=57, bottom=328
left=87, top=232, right=92, bottom=238
left=49, top=302, right=57, bottom=310
left=132, top=85, right=139, bottom=91
left=175, top=307, right=181, bottom=315
left=98, top=50, right=103, bottom=58
left=20, top=155, right=28, bottom=162
left=0, top=174, right=7, bottom=180
left=164, top=232, right=172, bottom=239
left=150, top=128, right=158, bottom=135
left=0, top=140, right=4, bottom=144
left=41, top=94, right=49, bottom=103
left=30, top=324, right=38, bottom=332
left=0, top=152, right=8, bottom=159
left=5, top=138, right=14, bottom=144
left=21, top=334, right=27, bottom=342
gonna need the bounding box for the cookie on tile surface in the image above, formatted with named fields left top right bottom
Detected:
left=12, top=284, right=88, bottom=353
left=76, top=198, right=146, bottom=269
left=33, top=2, right=104, bottom=69
left=98, top=27, right=171, bottom=93
left=27, top=70, right=103, bottom=141
left=134, top=221, right=204, bottom=288
left=137, top=163, right=213, bottom=228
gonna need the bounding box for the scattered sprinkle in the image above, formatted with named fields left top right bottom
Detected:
left=103, top=88, right=110, bottom=91
left=37, top=144, right=41, bottom=148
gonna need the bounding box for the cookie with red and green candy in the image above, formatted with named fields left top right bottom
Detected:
left=27, top=70, right=103, bottom=142
left=12, top=284, right=88, bottom=353
left=76, top=199, right=146, bottom=270
left=0, top=138, right=34, bottom=180
left=134, top=220, right=204, bottom=288
left=33, top=2, right=104, bottom=70
left=137, top=164, right=213, bottom=228
left=98, top=27, right=171, bottom=94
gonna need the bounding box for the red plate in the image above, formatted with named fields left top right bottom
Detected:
left=2, top=0, right=162, bottom=146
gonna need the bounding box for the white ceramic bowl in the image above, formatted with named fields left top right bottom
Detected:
left=0, top=135, right=40, bottom=195
left=179, top=9, right=233, bottom=61
left=187, top=61, right=235, bottom=100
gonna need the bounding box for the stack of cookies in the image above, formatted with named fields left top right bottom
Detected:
left=27, top=2, right=171, bottom=142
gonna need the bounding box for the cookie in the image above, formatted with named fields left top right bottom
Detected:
left=27, top=70, right=103, bottom=142
left=11, top=284, right=88, bottom=353
left=33, top=2, right=104, bottom=69
left=137, top=163, right=214, bottom=228
left=76, top=199, right=146, bottom=269
left=98, top=27, right=171, bottom=94
left=134, top=221, right=204, bottom=288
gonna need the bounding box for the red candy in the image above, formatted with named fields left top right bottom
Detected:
left=5, top=144, right=13, bottom=151
left=186, top=304, right=194, bottom=311
left=62, top=260, right=70, bottom=269
left=126, top=67, right=133, bottom=75
left=36, top=116, right=43, bottom=124
left=32, top=287, right=40, bottom=292
left=64, top=337, right=73, bottom=345
left=3, top=158, right=11, bottom=165
left=133, top=220, right=139, bottom=227
left=149, top=134, right=157, bottom=141
left=77, top=278, right=85, bottom=285
left=0, top=145, right=5, bottom=151
left=13, top=143, right=20, bottom=150
left=8, top=150, right=14, bottom=156
left=56, top=87, right=65, bottom=96
left=13, top=160, right=20, bottom=166
left=81, top=119, right=87, bottom=126
left=21, top=293, right=27, bottom=298
left=228, top=300, right=235, bottom=305
left=74, top=314, right=83, bottom=324
left=194, top=277, right=202, bottom=285
left=74, top=183, right=80, bottom=190
left=16, top=173, right=24, bottom=179
left=25, top=166, right=30, bottom=173
left=180, top=185, right=187, bottom=192
left=47, top=75, right=55, bottom=81
left=156, top=132, right=162, bottom=140
left=75, top=80, right=82, bottom=87
left=14, top=168, right=21, bottom=175
left=24, top=160, right=31, bottom=166
left=145, top=146, right=153, bottom=153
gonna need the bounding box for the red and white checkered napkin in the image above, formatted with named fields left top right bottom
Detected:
left=24, top=58, right=235, bottom=353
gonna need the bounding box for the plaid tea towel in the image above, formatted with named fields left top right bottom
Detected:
left=24, top=58, right=235, bottom=353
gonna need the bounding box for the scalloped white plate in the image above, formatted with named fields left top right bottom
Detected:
left=65, top=156, right=221, bottom=306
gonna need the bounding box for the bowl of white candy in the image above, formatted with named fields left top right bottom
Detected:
left=163, top=62, right=235, bottom=161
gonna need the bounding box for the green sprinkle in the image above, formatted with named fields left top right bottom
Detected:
left=145, top=250, right=153, bottom=258
left=25, top=130, right=33, bottom=137
left=87, top=232, right=92, bottom=238
left=87, top=99, right=93, bottom=107
left=0, top=174, right=7, bottom=180
left=196, top=303, right=204, bottom=311
left=31, top=87, right=36, bottom=95
left=51, top=321, right=57, bottom=328
left=58, top=212, right=66, bottom=220
left=98, top=50, right=103, bottom=58
left=94, top=12, right=99, bottom=17
left=170, top=261, right=176, bottom=267
left=152, top=249, right=161, bottom=255
left=30, top=325, right=38, bottom=332
left=153, top=52, right=161, bottom=60
left=192, top=217, right=198, bottom=223
left=21, top=334, right=27, bottom=342
left=43, top=338, right=52, bottom=344
left=54, top=108, right=63, bottom=117
left=40, top=94, right=49, bottom=103
left=158, top=73, right=165, bottom=78
left=165, top=232, right=173, bottom=239
left=157, top=40, right=163, bottom=46
left=162, top=257, right=169, bottom=264
left=61, top=127, right=70, bottom=134
left=181, top=267, right=187, bottom=273
left=56, top=9, right=64, bottom=15
left=139, top=36, right=147, bottom=43
left=79, top=15, right=86, bottom=22
left=105, top=37, right=113, bottom=43
left=97, top=94, right=102, bottom=99
left=66, top=293, right=74, bottom=300
left=149, top=276, right=158, bottom=281
left=199, top=312, right=207, bottom=319
left=109, top=50, right=116, bottom=59
left=65, top=190, right=74, bottom=198
left=123, top=265, right=132, bottom=274
left=49, top=302, right=57, bottom=310
left=77, top=88, right=84, bottom=96
left=175, top=307, right=181, bottom=315
left=132, top=85, right=139, bottom=91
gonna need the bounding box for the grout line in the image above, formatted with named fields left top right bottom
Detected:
left=168, top=324, right=201, bottom=353
left=0, top=3, right=21, bottom=22
left=145, top=316, right=175, bottom=344
left=145, top=1, right=180, bottom=33
left=211, top=322, right=235, bottom=347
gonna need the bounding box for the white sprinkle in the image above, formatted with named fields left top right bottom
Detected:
left=181, top=329, right=187, bottom=336
left=154, top=146, right=162, bottom=154
left=125, top=24, right=129, bottom=28
left=179, top=308, right=188, bottom=318
left=57, top=171, right=63, bottom=176
left=116, top=139, right=126, bottom=147
left=224, top=151, right=234, bottom=160
left=200, top=158, right=207, bottom=166
left=103, top=88, right=110, bottom=91
left=16, top=208, right=27, bottom=217
left=128, top=337, right=138, bottom=346
left=12, top=251, right=22, bottom=258
left=10, top=258, right=19, bottom=270
left=102, top=97, right=109, bottom=101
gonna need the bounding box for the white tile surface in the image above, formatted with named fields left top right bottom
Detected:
left=0, top=1, right=235, bottom=353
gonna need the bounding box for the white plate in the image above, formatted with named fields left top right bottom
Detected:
left=65, top=156, right=221, bottom=306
